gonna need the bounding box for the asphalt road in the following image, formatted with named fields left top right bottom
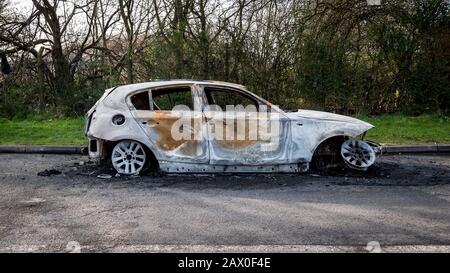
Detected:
left=0, top=153, right=449, bottom=252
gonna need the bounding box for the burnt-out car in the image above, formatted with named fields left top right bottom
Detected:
left=85, top=80, right=381, bottom=175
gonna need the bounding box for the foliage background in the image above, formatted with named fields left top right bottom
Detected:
left=0, top=0, right=449, bottom=118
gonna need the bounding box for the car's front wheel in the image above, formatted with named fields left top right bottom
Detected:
left=340, top=139, right=376, bottom=170
left=111, top=140, right=147, bottom=175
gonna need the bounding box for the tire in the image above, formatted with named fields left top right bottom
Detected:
left=111, top=140, right=148, bottom=175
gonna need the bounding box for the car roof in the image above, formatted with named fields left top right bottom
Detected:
left=113, top=80, right=247, bottom=94
left=99, top=79, right=283, bottom=113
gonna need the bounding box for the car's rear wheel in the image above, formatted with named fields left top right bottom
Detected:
left=111, top=140, right=147, bottom=175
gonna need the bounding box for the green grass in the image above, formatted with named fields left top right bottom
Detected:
left=0, top=117, right=85, bottom=145
left=0, top=114, right=448, bottom=145
left=357, top=114, right=450, bottom=145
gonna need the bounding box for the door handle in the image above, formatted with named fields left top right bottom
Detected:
left=143, top=121, right=159, bottom=127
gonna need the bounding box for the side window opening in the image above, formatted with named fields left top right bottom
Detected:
left=131, top=91, right=150, bottom=110
left=204, top=87, right=259, bottom=111
left=152, top=87, right=193, bottom=111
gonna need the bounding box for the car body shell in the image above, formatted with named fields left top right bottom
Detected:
left=85, top=80, right=377, bottom=173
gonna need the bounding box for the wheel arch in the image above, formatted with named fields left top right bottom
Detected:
left=308, top=135, right=350, bottom=173
left=311, top=134, right=350, bottom=158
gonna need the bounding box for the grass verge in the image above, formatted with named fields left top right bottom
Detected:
left=0, top=117, right=85, bottom=145
left=0, top=114, right=448, bottom=145
left=357, top=114, right=450, bottom=145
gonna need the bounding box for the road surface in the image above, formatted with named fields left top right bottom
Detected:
left=0, top=153, right=449, bottom=252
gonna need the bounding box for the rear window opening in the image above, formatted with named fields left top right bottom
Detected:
left=131, top=91, right=150, bottom=110
left=152, top=87, right=193, bottom=110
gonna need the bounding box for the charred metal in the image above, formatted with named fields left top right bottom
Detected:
left=85, top=80, right=381, bottom=175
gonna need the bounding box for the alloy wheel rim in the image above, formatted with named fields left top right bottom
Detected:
left=111, top=141, right=146, bottom=174
left=341, top=140, right=376, bottom=169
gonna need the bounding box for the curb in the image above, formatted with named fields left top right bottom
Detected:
left=0, top=145, right=449, bottom=155
left=382, top=144, right=450, bottom=154
left=0, top=145, right=87, bottom=155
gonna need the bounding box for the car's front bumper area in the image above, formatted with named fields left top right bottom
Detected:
left=365, top=140, right=383, bottom=156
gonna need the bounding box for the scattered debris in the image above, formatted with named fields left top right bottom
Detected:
left=76, top=171, right=96, bottom=176
left=65, top=241, right=81, bottom=253
left=97, top=174, right=113, bottom=179
left=20, top=198, right=46, bottom=206
left=37, top=169, right=62, bottom=176
left=52, top=154, right=449, bottom=187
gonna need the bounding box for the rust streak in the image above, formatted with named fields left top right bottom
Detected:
left=149, top=111, right=200, bottom=156
left=215, top=119, right=257, bottom=150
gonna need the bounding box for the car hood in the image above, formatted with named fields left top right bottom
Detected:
left=285, top=109, right=374, bottom=129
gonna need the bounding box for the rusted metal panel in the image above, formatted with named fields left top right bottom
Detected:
left=131, top=110, right=209, bottom=163
left=204, top=111, right=291, bottom=165
left=158, top=161, right=309, bottom=173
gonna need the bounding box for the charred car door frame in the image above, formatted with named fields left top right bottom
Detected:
left=127, top=84, right=209, bottom=164
left=199, top=84, right=292, bottom=165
